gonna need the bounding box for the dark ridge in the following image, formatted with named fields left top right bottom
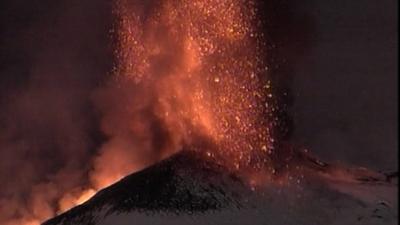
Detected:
left=43, top=150, right=249, bottom=225
left=384, top=171, right=398, bottom=182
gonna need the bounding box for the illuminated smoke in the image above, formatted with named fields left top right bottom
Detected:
left=0, top=1, right=110, bottom=224
left=0, top=1, right=280, bottom=224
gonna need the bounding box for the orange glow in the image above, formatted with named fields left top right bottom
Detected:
left=75, top=189, right=96, bottom=205
left=13, top=1, right=278, bottom=225
left=57, top=188, right=96, bottom=214
left=108, top=0, right=276, bottom=174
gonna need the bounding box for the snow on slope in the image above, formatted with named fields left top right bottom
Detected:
left=43, top=150, right=398, bottom=225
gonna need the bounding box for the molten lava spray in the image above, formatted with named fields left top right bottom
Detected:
left=1, top=1, right=281, bottom=225
left=91, top=0, right=278, bottom=188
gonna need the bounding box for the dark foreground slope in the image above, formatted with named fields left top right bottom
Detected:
left=43, top=150, right=398, bottom=225
left=43, top=151, right=248, bottom=225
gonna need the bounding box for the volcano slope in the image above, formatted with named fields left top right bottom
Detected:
left=43, top=150, right=398, bottom=225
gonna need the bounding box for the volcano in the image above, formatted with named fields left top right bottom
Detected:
left=43, top=150, right=397, bottom=225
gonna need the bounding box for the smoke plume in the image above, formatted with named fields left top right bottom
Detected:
left=0, top=0, right=316, bottom=224
left=0, top=0, right=111, bottom=224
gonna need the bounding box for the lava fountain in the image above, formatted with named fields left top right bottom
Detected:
left=74, top=0, right=280, bottom=221
left=87, top=0, right=396, bottom=202
left=93, top=0, right=278, bottom=178
left=1, top=1, right=393, bottom=225
left=61, top=2, right=279, bottom=224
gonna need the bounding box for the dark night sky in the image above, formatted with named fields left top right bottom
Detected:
left=289, top=0, right=398, bottom=170
left=0, top=0, right=397, bottom=176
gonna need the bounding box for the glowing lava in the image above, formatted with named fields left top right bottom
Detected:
left=85, top=0, right=280, bottom=217
left=108, top=0, right=277, bottom=173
